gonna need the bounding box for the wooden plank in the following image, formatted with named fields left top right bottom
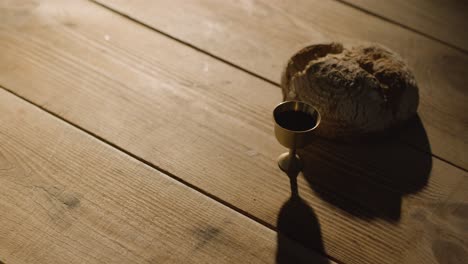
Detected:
left=400, top=177, right=468, bottom=264
left=0, top=90, right=328, bottom=263
left=0, top=0, right=466, bottom=263
left=342, top=0, right=468, bottom=51
left=94, top=0, right=468, bottom=169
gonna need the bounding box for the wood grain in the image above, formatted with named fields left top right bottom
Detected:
left=0, top=90, right=329, bottom=263
left=94, top=0, right=468, bottom=169
left=400, top=177, right=468, bottom=264
left=342, top=0, right=468, bottom=52
left=0, top=0, right=467, bottom=263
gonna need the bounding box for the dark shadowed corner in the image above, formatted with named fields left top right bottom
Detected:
left=276, top=169, right=331, bottom=264
left=300, top=115, right=432, bottom=221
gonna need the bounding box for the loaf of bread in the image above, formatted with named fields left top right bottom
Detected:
left=281, top=42, right=419, bottom=138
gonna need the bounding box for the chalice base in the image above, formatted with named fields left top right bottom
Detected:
left=277, top=152, right=302, bottom=172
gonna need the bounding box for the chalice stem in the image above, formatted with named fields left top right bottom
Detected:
left=286, top=147, right=300, bottom=171
left=289, top=148, right=296, bottom=159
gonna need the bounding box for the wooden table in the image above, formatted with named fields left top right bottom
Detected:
left=1, top=0, right=467, bottom=263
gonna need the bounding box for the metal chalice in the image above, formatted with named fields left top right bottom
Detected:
left=273, top=101, right=321, bottom=172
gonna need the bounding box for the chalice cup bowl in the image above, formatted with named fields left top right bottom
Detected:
left=273, top=101, right=321, bottom=173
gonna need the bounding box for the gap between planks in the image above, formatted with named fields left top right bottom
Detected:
left=0, top=84, right=271, bottom=230
left=89, top=0, right=278, bottom=88
left=334, top=0, right=468, bottom=54
left=88, top=0, right=468, bottom=174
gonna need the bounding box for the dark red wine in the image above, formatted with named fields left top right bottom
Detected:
left=276, top=111, right=317, bottom=131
